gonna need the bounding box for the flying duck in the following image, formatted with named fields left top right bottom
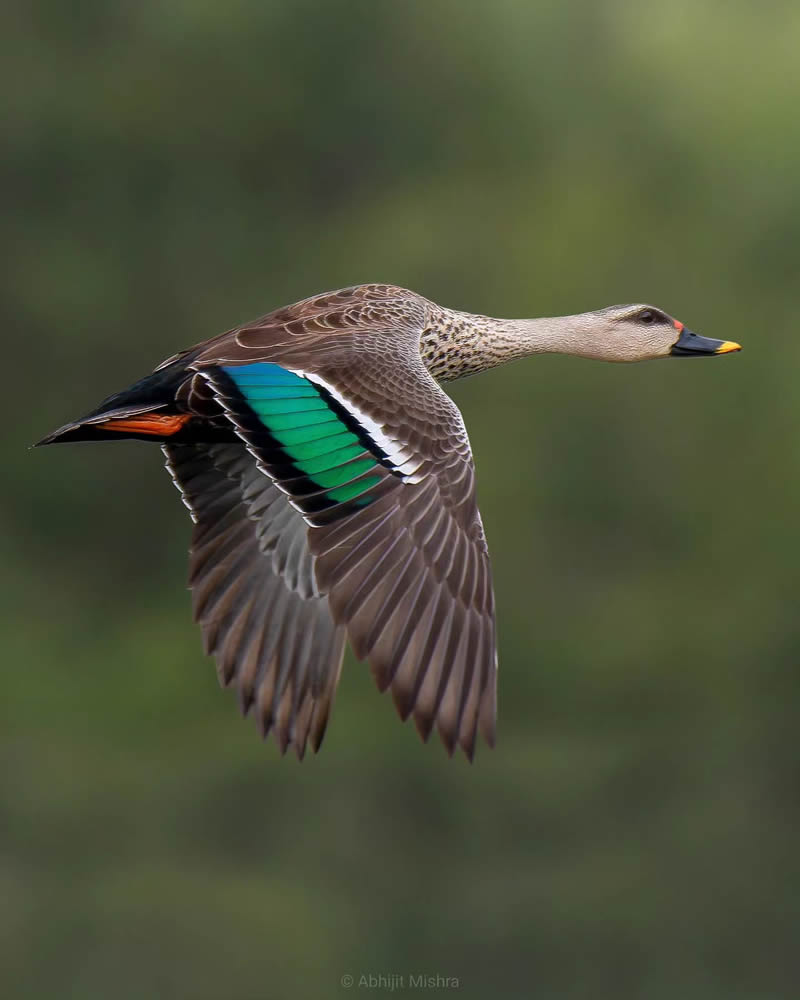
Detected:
left=38, top=285, right=741, bottom=759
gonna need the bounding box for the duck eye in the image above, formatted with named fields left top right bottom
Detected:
left=638, top=309, right=656, bottom=325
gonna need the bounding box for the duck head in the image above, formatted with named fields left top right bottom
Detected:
left=574, top=304, right=743, bottom=363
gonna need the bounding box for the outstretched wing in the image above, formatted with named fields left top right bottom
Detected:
left=301, top=362, right=497, bottom=759
left=164, top=441, right=346, bottom=759
left=190, top=297, right=497, bottom=756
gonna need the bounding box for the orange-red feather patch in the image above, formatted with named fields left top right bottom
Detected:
left=97, top=413, right=190, bottom=437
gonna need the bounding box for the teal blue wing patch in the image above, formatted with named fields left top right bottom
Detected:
left=216, top=363, right=385, bottom=513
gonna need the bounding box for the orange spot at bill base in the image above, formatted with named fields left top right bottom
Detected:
left=673, top=319, right=684, bottom=332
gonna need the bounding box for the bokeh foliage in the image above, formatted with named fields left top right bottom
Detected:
left=4, top=1, right=800, bottom=997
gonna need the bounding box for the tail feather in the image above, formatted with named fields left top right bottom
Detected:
left=35, top=406, right=189, bottom=446
left=35, top=357, right=196, bottom=447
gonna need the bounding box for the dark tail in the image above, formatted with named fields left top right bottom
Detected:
left=35, top=359, right=193, bottom=446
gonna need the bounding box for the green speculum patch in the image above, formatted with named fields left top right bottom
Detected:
left=223, top=363, right=381, bottom=505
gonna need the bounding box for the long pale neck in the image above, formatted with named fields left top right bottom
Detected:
left=421, top=306, right=587, bottom=382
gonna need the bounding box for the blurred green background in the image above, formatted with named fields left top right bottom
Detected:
left=4, top=1, right=799, bottom=997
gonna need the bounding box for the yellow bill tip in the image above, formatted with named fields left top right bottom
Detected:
left=714, top=340, right=742, bottom=354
